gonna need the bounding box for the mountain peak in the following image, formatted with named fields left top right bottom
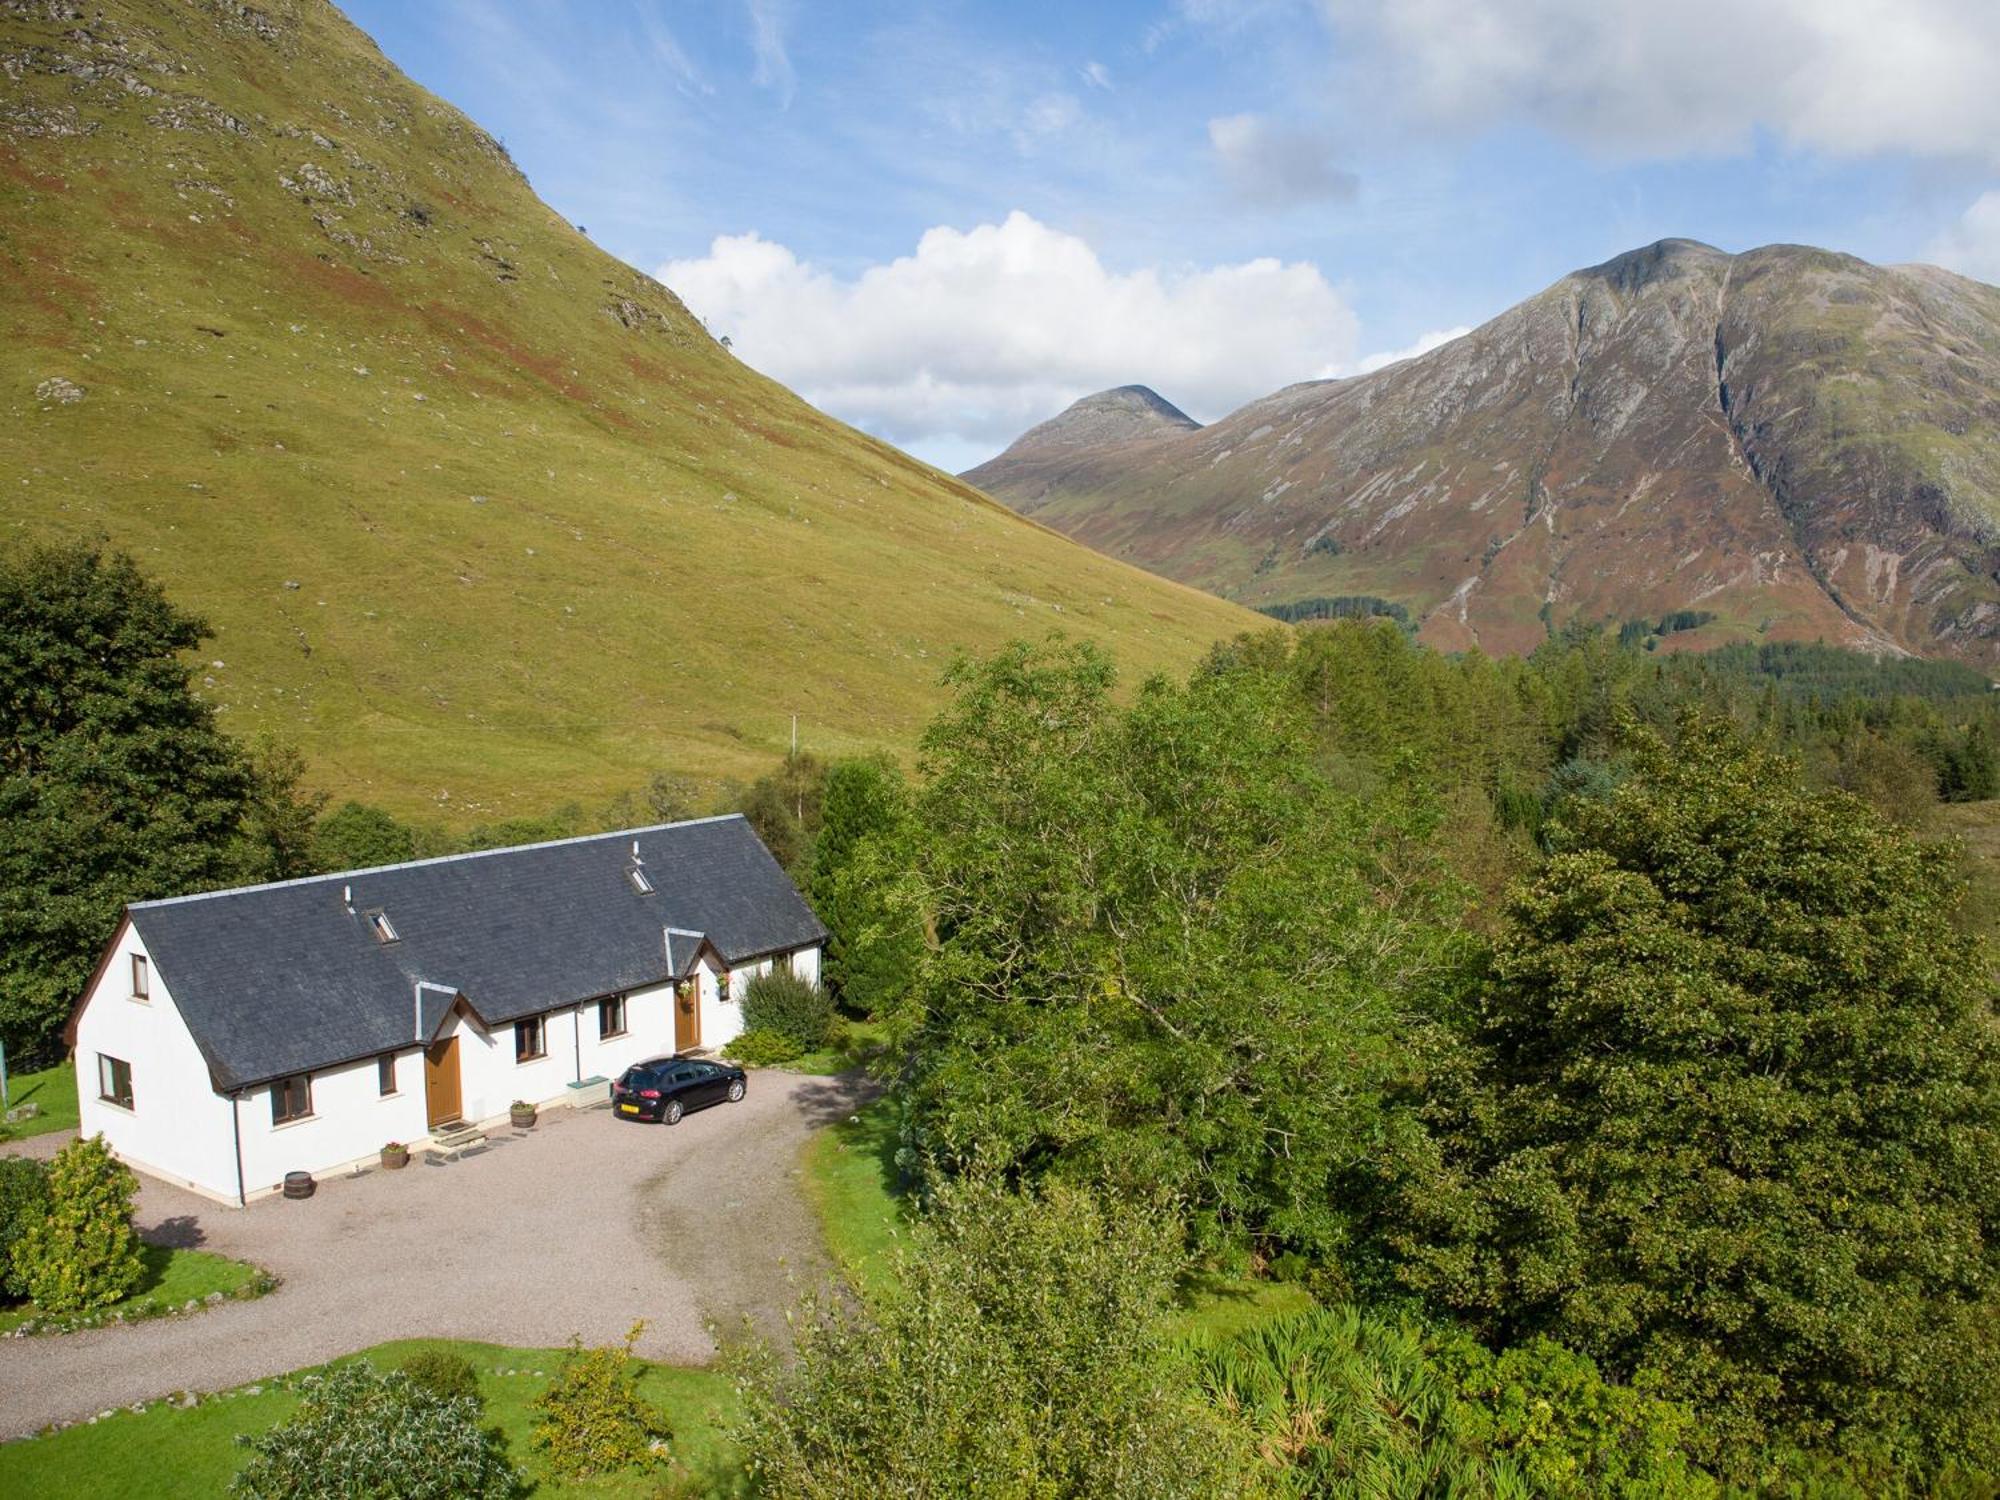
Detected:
left=973, top=386, right=1201, bottom=471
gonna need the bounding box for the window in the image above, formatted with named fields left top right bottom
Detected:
left=598, top=995, right=627, bottom=1039
left=130, top=953, right=150, bottom=1001
left=97, top=1053, right=134, bottom=1110
left=271, top=1073, right=312, bottom=1125
left=378, top=1054, right=397, bottom=1096
left=716, top=969, right=730, bottom=1003
left=773, top=950, right=794, bottom=978
left=515, top=1014, right=547, bottom=1064
left=627, top=865, right=654, bottom=895
left=366, top=910, right=399, bottom=944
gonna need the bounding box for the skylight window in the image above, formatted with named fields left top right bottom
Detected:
left=628, top=865, right=654, bottom=895
left=367, top=909, right=399, bottom=944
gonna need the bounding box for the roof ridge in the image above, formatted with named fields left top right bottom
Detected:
left=130, top=814, right=751, bottom=910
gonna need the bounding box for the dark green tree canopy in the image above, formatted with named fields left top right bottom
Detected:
left=1394, top=715, right=2000, bottom=1471
left=0, top=543, right=310, bottom=1056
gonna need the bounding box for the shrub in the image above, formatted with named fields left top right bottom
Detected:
left=232, top=1363, right=515, bottom=1500
left=739, top=970, right=832, bottom=1053
left=531, top=1321, right=669, bottom=1479
left=724, top=1027, right=802, bottom=1067
left=738, top=1179, right=1252, bottom=1497
left=13, top=1134, right=143, bottom=1313
left=1200, top=1306, right=1514, bottom=1497
left=398, top=1350, right=482, bottom=1411
left=0, top=1156, right=50, bottom=1302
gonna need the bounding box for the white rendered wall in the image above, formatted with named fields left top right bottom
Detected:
left=235, top=1048, right=428, bottom=1199
left=588, top=981, right=678, bottom=1078
left=72, top=923, right=239, bottom=1202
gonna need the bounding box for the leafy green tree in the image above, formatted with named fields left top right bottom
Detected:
left=1393, top=716, right=2000, bottom=1474
left=737, top=1179, right=1253, bottom=1498
left=232, top=1363, right=516, bottom=1500
left=739, top=970, right=832, bottom=1053
left=733, top=749, right=826, bottom=875
left=0, top=543, right=313, bottom=1055
left=806, top=757, right=921, bottom=1014
left=12, top=1133, right=144, bottom=1313
left=894, top=638, right=1466, bottom=1264
left=312, top=801, right=438, bottom=872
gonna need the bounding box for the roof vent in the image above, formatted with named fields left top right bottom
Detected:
left=342, top=884, right=355, bottom=914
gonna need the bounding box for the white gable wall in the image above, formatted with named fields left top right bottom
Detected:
left=73, top=924, right=239, bottom=1202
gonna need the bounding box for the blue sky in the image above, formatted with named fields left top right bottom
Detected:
left=342, top=0, right=2000, bottom=470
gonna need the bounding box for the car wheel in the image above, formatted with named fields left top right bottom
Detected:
left=727, top=1079, right=745, bottom=1103
left=663, top=1099, right=684, bottom=1126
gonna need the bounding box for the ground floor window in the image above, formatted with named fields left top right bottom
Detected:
left=598, top=995, right=626, bottom=1039
left=378, top=1053, right=397, bottom=1096
left=515, top=1014, right=547, bottom=1063
left=271, top=1073, right=312, bottom=1125
left=98, top=1053, right=134, bottom=1110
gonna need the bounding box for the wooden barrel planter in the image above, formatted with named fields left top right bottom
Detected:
left=509, top=1101, right=538, bottom=1130
left=380, top=1143, right=410, bottom=1170
left=282, top=1170, right=316, bottom=1200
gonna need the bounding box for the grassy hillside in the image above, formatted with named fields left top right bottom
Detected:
left=0, top=0, right=1254, bottom=822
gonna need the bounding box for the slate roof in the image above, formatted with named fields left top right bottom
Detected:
left=116, top=816, right=826, bottom=1092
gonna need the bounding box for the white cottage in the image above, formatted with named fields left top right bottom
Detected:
left=63, top=815, right=826, bottom=1205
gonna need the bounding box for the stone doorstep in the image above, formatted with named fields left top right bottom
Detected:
left=424, top=1121, right=489, bottom=1161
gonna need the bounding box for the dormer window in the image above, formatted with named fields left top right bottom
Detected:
left=366, top=909, right=399, bottom=944
left=628, top=865, right=654, bottom=895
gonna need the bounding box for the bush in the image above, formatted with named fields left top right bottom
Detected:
left=232, top=1363, right=515, bottom=1500
left=739, top=970, right=832, bottom=1053
left=0, top=1156, right=50, bottom=1302
left=531, top=1321, right=669, bottom=1479
left=398, top=1350, right=483, bottom=1412
left=723, top=1027, right=802, bottom=1067
left=13, top=1134, right=143, bottom=1313
left=738, top=1179, right=1252, bottom=1497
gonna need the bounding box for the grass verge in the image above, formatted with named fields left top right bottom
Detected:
left=0, top=1063, right=78, bottom=1141
left=0, top=1338, right=745, bottom=1498
left=797, top=1098, right=906, bottom=1306
left=0, top=1245, right=269, bottom=1336
left=781, top=1018, right=888, bottom=1077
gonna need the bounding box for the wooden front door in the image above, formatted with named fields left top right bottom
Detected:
left=674, top=982, right=700, bottom=1053
left=425, top=1036, right=462, bottom=1128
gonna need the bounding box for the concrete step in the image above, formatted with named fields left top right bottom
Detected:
left=426, top=1122, right=488, bottom=1160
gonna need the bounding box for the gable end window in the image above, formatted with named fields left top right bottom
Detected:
left=598, top=995, right=627, bottom=1039
left=130, top=953, right=150, bottom=1001
left=378, top=1054, right=398, bottom=1097
left=366, top=910, right=399, bottom=944
left=515, top=1014, right=547, bottom=1064
left=98, top=1054, right=134, bottom=1111
left=271, top=1073, right=312, bottom=1125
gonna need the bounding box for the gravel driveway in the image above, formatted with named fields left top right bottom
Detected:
left=0, top=1069, right=876, bottom=1438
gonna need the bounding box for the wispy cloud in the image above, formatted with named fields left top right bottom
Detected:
left=746, top=0, right=796, bottom=106
left=1208, top=113, right=1357, bottom=208
left=1080, top=59, right=1113, bottom=90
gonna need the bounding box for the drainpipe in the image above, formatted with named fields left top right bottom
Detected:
left=231, top=1090, right=247, bottom=1208
left=571, top=1005, right=582, bottom=1083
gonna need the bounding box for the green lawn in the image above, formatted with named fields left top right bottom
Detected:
left=782, top=1017, right=889, bottom=1077
left=797, top=1098, right=907, bottom=1305
left=1166, top=1269, right=1319, bottom=1347
left=0, top=1339, right=746, bottom=1498
left=0, top=1244, right=267, bottom=1335
left=1, top=1062, right=78, bottom=1141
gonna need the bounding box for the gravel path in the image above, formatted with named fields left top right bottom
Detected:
left=0, top=1069, right=876, bottom=1438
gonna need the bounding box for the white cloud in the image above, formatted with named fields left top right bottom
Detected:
left=1928, top=190, right=2000, bottom=284
left=1320, top=0, right=2000, bottom=162
left=1081, top=60, right=1113, bottom=91
left=1208, top=113, right=1358, bottom=207
left=745, top=0, right=795, bottom=106
left=660, top=211, right=1360, bottom=460
left=1349, top=325, right=1472, bottom=375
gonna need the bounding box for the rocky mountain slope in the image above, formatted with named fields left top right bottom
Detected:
left=966, top=239, right=2000, bottom=665
left=0, top=0, right=1255, bottom=820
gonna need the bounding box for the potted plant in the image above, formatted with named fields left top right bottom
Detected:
left=509, top=1099, right=538, bottom=1129
left=380, top=1141, right=409, bottom=1170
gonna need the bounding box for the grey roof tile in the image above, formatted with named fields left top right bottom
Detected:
left=127, top=816, right=825, bottom=1091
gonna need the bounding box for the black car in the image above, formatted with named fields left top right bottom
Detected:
left=612, top=1055, right=746, bottom=1124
